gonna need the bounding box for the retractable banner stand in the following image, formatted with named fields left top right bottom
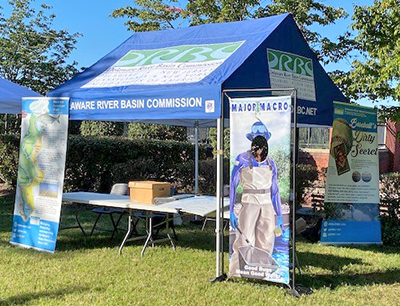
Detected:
left=322, top=102, right=381, bottom=244
left=10, top=97, right=70, bottom=252
left=229, top=96, right=291, bottom=285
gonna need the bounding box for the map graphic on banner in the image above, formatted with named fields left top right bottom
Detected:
left=83, top=41, right=244, bottom=88
left=229, top=96, right=291, bottom=285
left=10, top=97, right=69, bottom=252
left=322, top=102, right=381, bottom=244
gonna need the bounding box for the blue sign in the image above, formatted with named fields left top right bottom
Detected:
left=323, top=102, right=381, bottom=245
left=321, top=220, right=382, bottom=244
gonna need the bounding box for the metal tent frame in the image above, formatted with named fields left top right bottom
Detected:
left=213, top=87, right=300, bottom=295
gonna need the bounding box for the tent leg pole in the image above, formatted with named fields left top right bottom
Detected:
left=210, top=116, right=226, bottom=282
left=290, top=90, right=298, bottom=295
left=194, top=122, right=199, bottom=195
left=286, top=89, right=311, bottom=297
left=220, top=114, right=225, bottom=278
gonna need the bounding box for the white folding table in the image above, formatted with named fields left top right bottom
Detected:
left=62, top=192, right=229, bottom=256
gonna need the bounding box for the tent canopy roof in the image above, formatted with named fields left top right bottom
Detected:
left=49, top=14, right=347, bottom=127
left=0, top=77, right=42, bottom=114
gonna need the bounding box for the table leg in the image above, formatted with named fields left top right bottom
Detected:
left=59, top=203, right=86, bottom=237
left=75, top=204, right=86, bottom=236
left=166, top=213, right=175, bottom=250
left=141, top=212, right=153, bottom=257
left=119, top=211, right=177, bottom=257
left=167, top=233, right=176, bottom=250
left=119, top=209, right=134, bottom=255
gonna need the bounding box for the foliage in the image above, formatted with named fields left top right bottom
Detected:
left=111, top=0, right=351, bottom=65
left=368, top=172, right=400, bottom=246
left=79, top=121, right=187, bottom=141
left=127, top=123, right=187, bottom=141
left=269, top=146, right=291, bottom=201
left=299, top=127, right=330, bottom=148
left=253, top=0, right=351, bottom=65
left=65, top=135, right=208, bottom=192
left=113, top=158, right=230, bottom=194
left=380, top=215, right=400, bottom=246
left=0, top=0, right=80, bottom=94
left=80, top=121, right=125, bottom=137
left=0, top=133, right=20, bottom=186
left=110, top=0, right=187, bottom=32
left=348, top=0, right=400, bottom=104
left=335, top=0, right=400, bottom=122
left=208, top=127, right=230, bottom=159
left=380, top=172, right=400, bottom=220
left=296, top=163, right=318, bottom=207
left=111, top=0, right=354, bottom=144
left=68, top=121, right=82, bottom=135
left=0, top=0, right=80, bottom=135
left=0, top=134, right=212, bottom=192
left=0, top=114, right=21, bottom=135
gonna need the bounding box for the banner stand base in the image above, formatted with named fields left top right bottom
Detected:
left=286, top=284, right=313, bottom=297
left=210, top=273, right=227, bottom=283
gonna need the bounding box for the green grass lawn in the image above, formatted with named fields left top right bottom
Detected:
left=0, top=197, right=399, bottom=305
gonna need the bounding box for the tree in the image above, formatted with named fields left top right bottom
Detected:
left=80, top=121, right=125, bottom=137
left=111, top=1, right=354, bottom=146
left=346, top=0, right=400, bottom=104
left=0, top=0, right=80, bottom=94
left=128, top=123, right=187, bottom=141
left=111, top=0, right=351, bottom=65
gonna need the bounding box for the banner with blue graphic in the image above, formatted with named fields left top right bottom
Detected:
left=10, top=97, right=70, bottom=252
left=229, top=96, right=291, bottom=285
left=321, top=102, right=381, bottom=245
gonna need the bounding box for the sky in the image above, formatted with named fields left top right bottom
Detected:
left=3, top=0, right=394, bottom=107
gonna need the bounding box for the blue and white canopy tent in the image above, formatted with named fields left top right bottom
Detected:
left=49, top=13, right=346, bottom=126
left=48, top=13, right=348, bottom=287
left=0, top=77, right=41, bottom=114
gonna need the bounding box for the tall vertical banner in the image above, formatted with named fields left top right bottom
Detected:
left=10, top=97, right=70, bottom=252
left=322, top=102, right=381, bottom=244
left=229, top=96, right=291, bottom=285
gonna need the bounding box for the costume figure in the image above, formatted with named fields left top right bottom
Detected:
left=229, top=120, right=284, bottom=276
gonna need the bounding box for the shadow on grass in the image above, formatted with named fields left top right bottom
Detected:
left=56, top=205, right=223, bottom=252
left=298, top=251, right=367, bottom=272
left=297, top=249, right=400, bottom=290
left=298, top=268, right=400, bottom=290
left=334, top=244, right=400, bottom=255
left=0, top=286, right=91, bottom=305
left=55, top=223, right=223, bottom=253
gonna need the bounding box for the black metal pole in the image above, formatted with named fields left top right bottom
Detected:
left=220, top=91, right=225, bottom=277
left=292, top=90, right=297, bottom=292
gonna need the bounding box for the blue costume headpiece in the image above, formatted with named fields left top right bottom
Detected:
left=246, top=121, right=271, bottom=141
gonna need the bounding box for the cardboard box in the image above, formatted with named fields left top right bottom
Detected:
left=128, top=181, right=171, bottom=204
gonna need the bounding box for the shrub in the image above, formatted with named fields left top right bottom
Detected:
left=0, top=133, right=20, bottom=187
left=379, top=172, right=400, bottom=219
left=80, top=121, right=125, bottom=136
left=128, top=123, right=187, bottom=141
left=0, top=134, right=210, bottom=193
left=380, top=215, right=400, bottom=246
left=208, top=127, right=230, bottom=159
left=270, top=146, right=291, bottom=201
left=296, top=164, right=319, bottom=207
left=64, top=135, right=207, bottom=192
left=112, top=158, right=230, bottom=194
left=379, top=172, right=400, bottom=246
